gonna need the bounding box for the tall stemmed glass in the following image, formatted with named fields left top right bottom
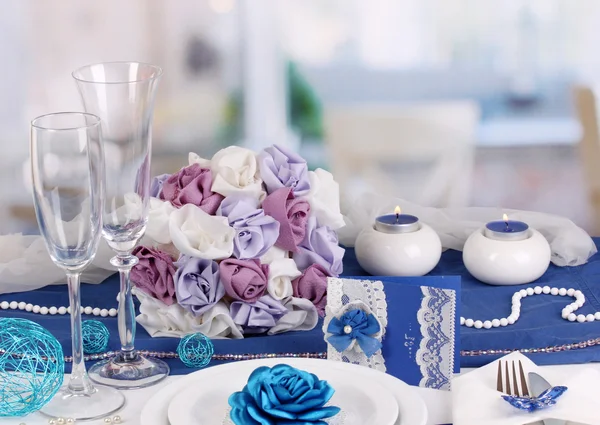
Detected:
left=73, top=62, right=169, bottom=389
left=30, top=112, right=125, bottom=420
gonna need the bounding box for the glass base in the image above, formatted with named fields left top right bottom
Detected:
left=40, top=384, right=125, bottom=421
left=88, top=351, right=170, bottom=390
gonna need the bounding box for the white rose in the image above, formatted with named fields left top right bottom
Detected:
left=260, top=246, right=288, bottom=265
left=169, top=204, right=235, bottom=260
left=210, top=146, right=265, bottom=200
left=304, top=169, right=345, bottom=230
left=136, top=290, right=243, bottom=339
left=268, top=297, right=318, bottom=335
left=145, top=197, right=176, bottom=245
left=266, top=258, right=301, bottom=300
left=188, top=152, right=211, bottom=167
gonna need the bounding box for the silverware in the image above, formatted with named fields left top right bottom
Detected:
left=528, top=372, right=565, bottom=425
left=496, top=360, right=530, bottom=396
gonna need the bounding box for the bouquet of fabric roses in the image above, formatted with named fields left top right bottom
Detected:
left=131, top=144, right=345, bottom=339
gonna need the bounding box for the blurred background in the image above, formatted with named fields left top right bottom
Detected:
left=2, top=0, right=600, bottom=233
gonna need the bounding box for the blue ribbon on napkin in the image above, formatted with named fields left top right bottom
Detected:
left=502, top=386, right=568, bottom=412
left=326, top=309, right=382, bottom=358
left=228, top=364, right=341, bottom=425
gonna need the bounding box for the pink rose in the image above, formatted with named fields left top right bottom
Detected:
left=160, top=163, right=224, bottom=214
left=220, top=258, right=269, bottom=303
left=131, top=246, right=177, bottom=305
left=262, top=187, right=310, bottom=252
left=292, top=264, right=329, bottom=316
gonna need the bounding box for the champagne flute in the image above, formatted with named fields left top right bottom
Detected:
left=30, top=112, right=125, bottom=420
left=73, top=62, right=169, bottom=389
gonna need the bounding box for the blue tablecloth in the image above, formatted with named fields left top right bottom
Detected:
left=2, top=242, right=600, bottom=374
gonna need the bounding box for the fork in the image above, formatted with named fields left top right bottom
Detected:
left=496, top=360, right=530, bottom=397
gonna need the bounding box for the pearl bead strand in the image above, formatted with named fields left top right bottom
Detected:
left=0, top=301, right=117, bottom=317
left=460, top=285, right=590, bottom=329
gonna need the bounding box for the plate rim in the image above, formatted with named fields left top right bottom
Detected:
left=141, top=358, right=428, bottom=425
left=167, top=361, right=399, bottom=425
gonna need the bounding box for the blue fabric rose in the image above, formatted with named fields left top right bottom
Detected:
left=229, top=364, right=341, bottom=425
left=326, top=309, right=382, bottom=358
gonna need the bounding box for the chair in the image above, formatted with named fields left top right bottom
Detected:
left=572, top=85, right=600, bottom=233
left=324, top=101, right=480, bottom=207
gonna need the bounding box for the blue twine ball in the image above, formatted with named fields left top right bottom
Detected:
left=81, top=320, right=110, bottom=354
left=177, top=333, right=214, bottom=368
left=0, top=318, right=64, bottom=417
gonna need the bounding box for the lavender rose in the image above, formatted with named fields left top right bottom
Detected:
left=262, top=187, right=310, bottom=252
left=229, top=295, right=288, bottom=334
left=293, top=216, right=345, bottom=276
left=131, top=246, right=177, bottom=305
left=150, top=173, right=171, bottom=198
left=160, top=163, right=224, bottom=214
left=220, top=258, right=270, bottom=303
left=258, top=144, right=310, bottom=196
left=174, top=255, right=225, bottom=316
left=292, top=264, right=329, bottom=316
left=220, top=196, right=280, bottom=260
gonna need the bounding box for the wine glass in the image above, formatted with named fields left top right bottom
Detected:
left=30, top=112, right=125, bottom=420
left=72, top=62, right=169, bottom=389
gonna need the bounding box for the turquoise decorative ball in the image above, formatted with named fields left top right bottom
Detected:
left=81, top=320, right=110, bottom=354
left=0, top=318, right=64, bottom=417
left=177, top=333, right=214, bottom=368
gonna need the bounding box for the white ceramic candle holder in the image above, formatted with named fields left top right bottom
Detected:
left=355, top=223, right=442, bottom=276
left=463, top=227, right=551, bottom=285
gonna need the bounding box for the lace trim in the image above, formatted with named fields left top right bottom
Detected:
left=416, top=287, right=455, bottom=391
left=324, top=278, right=387, bottom=373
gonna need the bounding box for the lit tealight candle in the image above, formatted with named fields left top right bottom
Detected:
left=484, top=214, right=529, bottom=241
left=375, top=206, right=420, bottom=234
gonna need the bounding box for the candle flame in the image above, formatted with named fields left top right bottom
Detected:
left=502, top=213, right=508, bottom=222
left=395, top=206, right=401, bottom=215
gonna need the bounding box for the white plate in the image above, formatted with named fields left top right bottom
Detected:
left=167, top=361, right=398, bottom=425
left=140, top=358, right=428, bottom=425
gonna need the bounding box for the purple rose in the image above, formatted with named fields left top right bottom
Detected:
left=174, top=255, right=225, bottom=316
left=293, top=216, right=344, bottom=276
left=262, top=187, right=310, bottom=252
left=220, top=258, right=270, bottom=303
left=131, top=246, right=177, bottom=305
left=292, top=264, right=329, bottom=316
left=259, top=144, right=310, bottom=196
left=150, top=173, right=171, bottom=198
left=160, top=163, right=224, bottom=214
left=220, top=196, right=280, bottom=260
left=230, top=295, right=288, bottom=334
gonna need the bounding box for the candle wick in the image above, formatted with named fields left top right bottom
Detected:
left=396, top=213, right=399, bottom=223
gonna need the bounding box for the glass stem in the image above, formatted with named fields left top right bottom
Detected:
left=66, top=272, right=94, bottom=394
left=112, top=254, right=139, bottom=362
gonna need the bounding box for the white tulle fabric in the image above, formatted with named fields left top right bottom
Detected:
left=339, top=192, right=596, bottom=266
left=266, top=258, right=301, bottom=300
left=135, top=289, right=243, bottom=339
left=146, top=197, right=176, bottom=245
left=0, top=234, right=115, bottom=294
left=268, top=297, right=318, bottom=335
left=303, top=169, right=346, bottom=230
left=324, top=277, right=387, bottom=373
left=169, top=204, right=235, bottom=260
left=210, top=146, right=266, bottom=200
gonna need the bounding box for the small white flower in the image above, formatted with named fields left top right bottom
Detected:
left=304, top=169, right=345, bottom=230
left=268, top=297, right=318, bottom=335
left=146, top=197, right=176, bottom=245
left=169, top=204, right=235, bottom=260
left=266, top=258, right=302, bottom=300
left=210, top=146, right=265, bottom=200
left=188, top=152, right=211, bottom=168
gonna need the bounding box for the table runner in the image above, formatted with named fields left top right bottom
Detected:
left=2, top=241, right=600, bottom=373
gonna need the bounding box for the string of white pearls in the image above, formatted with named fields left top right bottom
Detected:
left=0, top=301, right=117, bottom=317
left=460, top=286, right=597, bottom=329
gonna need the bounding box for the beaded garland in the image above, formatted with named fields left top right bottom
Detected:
left=460, top=285, right=596, bottom=329
left=0, top=301, right=116, bottom=317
